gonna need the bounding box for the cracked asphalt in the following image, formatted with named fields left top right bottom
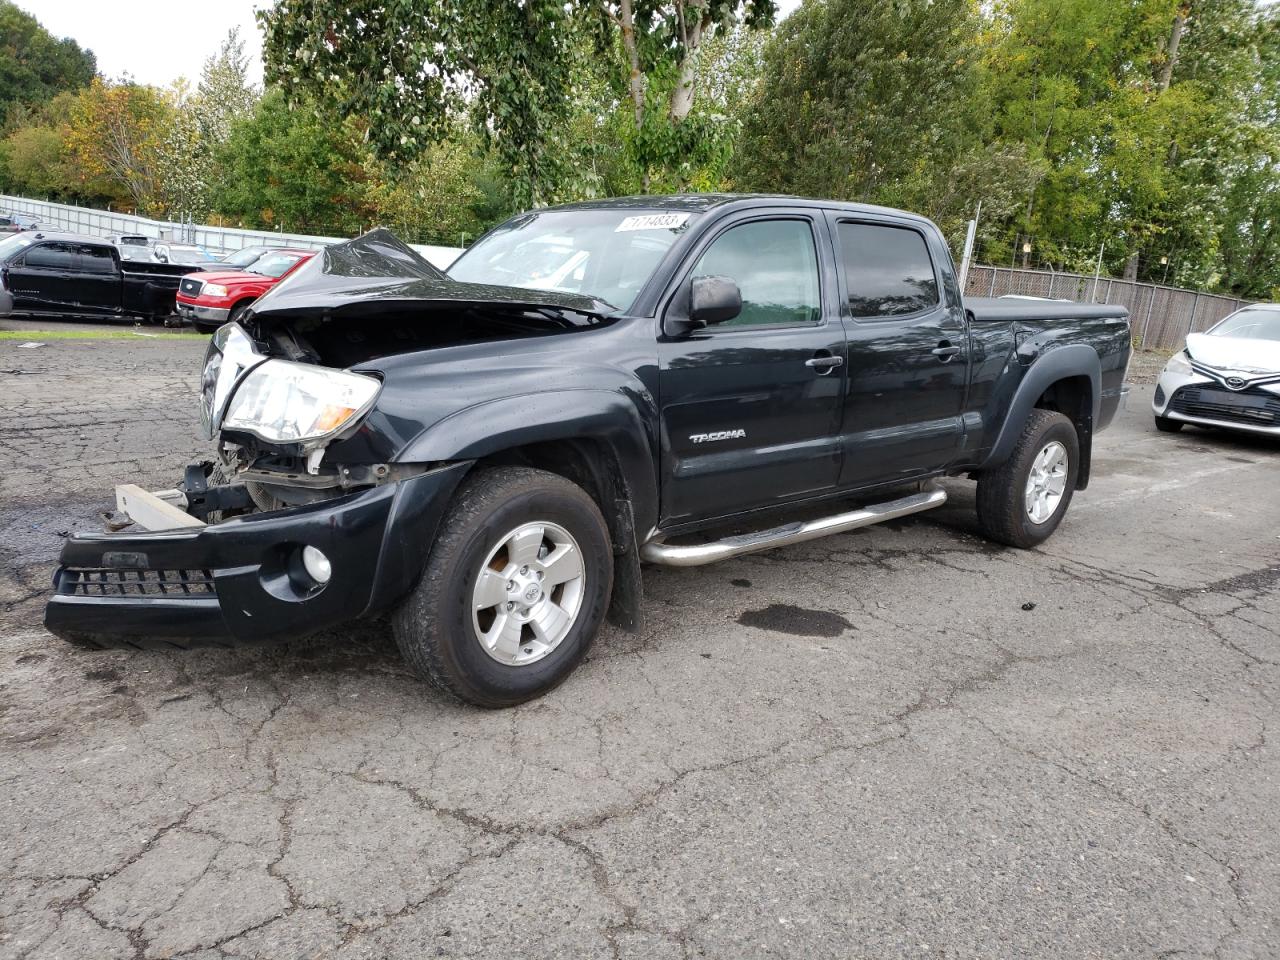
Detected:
left=1, top=332, right=1278, bottom=959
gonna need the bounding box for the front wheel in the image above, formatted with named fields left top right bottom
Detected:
left=976, top=409, right=1079, bottom=548
left=393, top=466, right=613, bottom=707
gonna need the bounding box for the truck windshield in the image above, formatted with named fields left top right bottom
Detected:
left=1210, top=307, right=1280, bottom=342
left=0, top=233, right=35, bottom=260
left=447, top=208, right=696, bottom=311
left=248, top=252, right=304, bottom=278
left=166, top=247, right=209, bottom=265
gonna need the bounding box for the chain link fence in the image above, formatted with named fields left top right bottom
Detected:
left=965, top=264, right=1251, bottom=353
left=0, top=195, right=463, bottom=269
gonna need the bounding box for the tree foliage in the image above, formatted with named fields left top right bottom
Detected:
left=0, top=0, right=96, bottom=125
left=259, top=0, right=580, bottom=207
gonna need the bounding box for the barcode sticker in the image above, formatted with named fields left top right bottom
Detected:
left=615, top=213, right=690, bottom=232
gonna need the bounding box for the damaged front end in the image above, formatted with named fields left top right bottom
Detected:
left=44, top=229, right=614, bottom=649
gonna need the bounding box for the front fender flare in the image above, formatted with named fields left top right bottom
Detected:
left=393, top=388, right=659, bottom=537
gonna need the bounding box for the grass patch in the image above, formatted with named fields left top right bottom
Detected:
left=0, top=329, right=207, bottom=342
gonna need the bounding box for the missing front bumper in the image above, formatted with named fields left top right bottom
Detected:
left=44, top=462, right=471, bottom=649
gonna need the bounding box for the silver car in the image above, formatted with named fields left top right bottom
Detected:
left=1153, top=304, right=1280, bottom=436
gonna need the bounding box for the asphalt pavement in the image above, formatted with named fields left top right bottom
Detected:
left=1, top=330, right=1277, bottom=959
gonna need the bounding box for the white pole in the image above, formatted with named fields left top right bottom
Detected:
left=958, top=200, right=981, bottom=292
left=1090, top=242, right=1105, bottom=302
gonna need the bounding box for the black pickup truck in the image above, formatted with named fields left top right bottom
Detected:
left=44, top=196, right=1131, bottom=707
left=0, top=231, right=202, bottom=323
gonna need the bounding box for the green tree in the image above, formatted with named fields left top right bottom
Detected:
left=259, top=0, right=581, bottom=207
left=211, top=89, right=373, bottom=234
left=0, top=1, right=96, bottom=125
left=733, top=0, right=1032, bottom=247
left=196, top=28, right=258, bottom=146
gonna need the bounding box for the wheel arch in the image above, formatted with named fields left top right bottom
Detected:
left=981, top=344, right=1101, bottom=489
left=396, top=391, right=658, bottom=632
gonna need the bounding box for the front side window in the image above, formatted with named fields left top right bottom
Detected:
left=22, top=243, right=75, bottom=270
left=838, top=222, right=939, bottom=318
left=691, top=219, right=821, bottom=327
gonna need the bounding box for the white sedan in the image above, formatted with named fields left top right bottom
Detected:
left=1153, top=304, right=1280, bottom=436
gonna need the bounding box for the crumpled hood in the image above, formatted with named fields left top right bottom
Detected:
left=1186, top=332, right=1280, bottom=374
left=249, top=227, right=614, bottom=320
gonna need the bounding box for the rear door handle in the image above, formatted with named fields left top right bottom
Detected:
left=805, top=354, right=844, bottom=374
left=932, top=340, right=962, bottom=360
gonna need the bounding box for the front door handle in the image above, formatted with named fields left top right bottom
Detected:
left=932, top=340, right=962, bottom=360
left=805, top=353, right=844, bottom=374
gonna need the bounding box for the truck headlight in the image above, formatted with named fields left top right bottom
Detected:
left=203, top=283, right=229, bottom=298
left=222, top=361, right=381, bottom=443
left=1165, top=350, right=1193, bottom=375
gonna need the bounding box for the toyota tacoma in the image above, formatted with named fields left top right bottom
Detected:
left=44, top=196, right=1131, bottom=707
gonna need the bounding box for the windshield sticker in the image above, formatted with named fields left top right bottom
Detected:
left=615, top=213, right=690, bottom=233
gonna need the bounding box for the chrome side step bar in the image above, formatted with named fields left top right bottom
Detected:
left=640, top=488, right=947, bottom=567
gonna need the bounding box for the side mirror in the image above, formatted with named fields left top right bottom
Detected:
left=690, top=275, right=742, bottom=327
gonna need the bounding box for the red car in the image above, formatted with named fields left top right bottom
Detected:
left=176, top=248, right=315, bottom=332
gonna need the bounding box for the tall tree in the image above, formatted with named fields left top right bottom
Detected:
left=258, top=0, right=580, bottom=207
left=0, top=1, right=96, bottom=125
left=733, top=0, right=1034, bottom=246
left=591, top=1, right=774, bottom=188
left=196, top=28, right=258, bottom=146
left=63, top=78, right=171, bottom=212
left=211, top=89, right=373, bottom=234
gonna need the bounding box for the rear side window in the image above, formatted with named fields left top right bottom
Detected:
left=78, top=245, right=117, bottom=274
left=837, top=222, right=939, bottom=318
left=691, top=219, right=821, bottom=327
left=22, top=243, right=76, bottom=270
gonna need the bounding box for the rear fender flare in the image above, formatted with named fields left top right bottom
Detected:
left=980, top=344, right=1101, bottom=478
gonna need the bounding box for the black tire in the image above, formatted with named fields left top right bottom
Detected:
left=228, top=301, right=252, bottom=325
left=192, top=321, right=219, bottom=334
left=392, top=466, right=613, bottom=708
left=1154, top=415, right=1184, bottom=433
left=976, top=409, right=1080, bottom=549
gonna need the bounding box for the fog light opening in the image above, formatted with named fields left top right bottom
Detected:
left=301, top=546, right=332, bottom=585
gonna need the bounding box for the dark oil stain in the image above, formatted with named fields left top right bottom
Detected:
left=738, top=604, right=852, bottom=638
left=730, top=578, right=752, bottom=588
left=84, top=667, right=122, bottom=683
left=16, top=653, right=47, bottom=665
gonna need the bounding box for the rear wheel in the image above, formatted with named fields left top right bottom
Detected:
left=976, top=409, right=1079, bottom=548
left=1154, top=415, right=1184, bottom=433
left=393, top=466, right=613, bottom=708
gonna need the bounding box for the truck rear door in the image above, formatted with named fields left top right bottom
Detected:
left=825, top=214, right=969, bottom=488
left=657, top=210, right=847, bottom=525
left=72, top=243, right=122, bottom=315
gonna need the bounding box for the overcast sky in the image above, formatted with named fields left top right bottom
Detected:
left=20, top=0, right=803, bottom=91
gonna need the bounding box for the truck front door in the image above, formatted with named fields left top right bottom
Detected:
left=827, top=215, right=969, bottom=488
left=657, top=213, right=846, bottom=526
left=7, top=242, right=77, bottom=313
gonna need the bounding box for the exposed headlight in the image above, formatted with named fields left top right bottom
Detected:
left=1165, top=350, right=1193, bottom=375
left=202, top=283, right=229, bottom=298
left=222, top=360, right=381, bottom=444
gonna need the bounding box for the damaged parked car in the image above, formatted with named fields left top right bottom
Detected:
left=44, top=197, right=1131, bottom=706
left=1152, top=303, right=1280, bottom=437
